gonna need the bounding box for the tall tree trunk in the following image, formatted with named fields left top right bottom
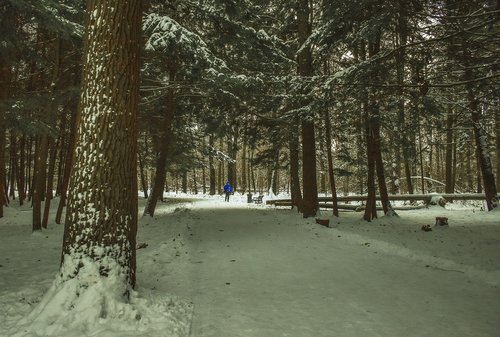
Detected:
left=0, top=57, right=10, bottom=217
left=445, top=109, right=455, bottom=193
left=463, top=45, right=497, bottom=208
left=27, top=137, right=33, bottom=201
left=209, top=135, right=216, bottom=195
left=42, top=138, right=58, bottom=228
left=418, top=119, right=425, bottom=194
left=470, top=95, right=497, bottom=209
left=227, top=125, right=238, bottom=192
left=250, top=150, right=257, bottom=193
left=143, top=88, right=175, bottom=217
left=138, top=149, right=148, bottom=198
left=361, top=39, right=378, bottom=221
left=271, top=150, right=279, bottom=195
left=62, top=0, right=142, bottom=289
left=374, top=117, right=396, bottom=216
left=396, top=0, right=412, bottom=194
left=32, top=135, right=49, bottom=232
left=297, top=0, right=318, bottom=218
left=55, top=108, right=77, bottom=224
left=55, top=109, right=67, bottom=197
left=18, top=134, right=26, bottom=205
left=8, top=132, right=17, bottom=200
left=324, top=110, right=338, bottom=217
left=193, top=168, right=198, bottom=194
left=289, top=128, right=303, bottom=212
left=202, top=165, right=206, bottom=194
left=318, top=127, right=327, bottom=195
left=182, top=171, right=188, bottom=193
left=357, top=107, right=365, bottom=195
left=364, top=108, right=378, bottom=221
left=466, top=135, right=474, bottom=191
left=496, top=99, right=500, bottom=192
left=218, top=137, right=224, bottom=193
left=241, top=139, right=247, bottom=194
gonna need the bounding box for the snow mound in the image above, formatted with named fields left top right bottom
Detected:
left=0, top=256, right=193, bottom=337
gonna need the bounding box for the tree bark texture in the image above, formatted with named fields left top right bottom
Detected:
left=62, top=0, right=142, bottom=289
left=297, top=0, right=318, bottom=218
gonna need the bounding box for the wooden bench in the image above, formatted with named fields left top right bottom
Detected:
left=252, top=195, right=264, bottom=204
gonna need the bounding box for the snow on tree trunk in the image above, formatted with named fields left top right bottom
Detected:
left=62, top=0, right=142, bottom=290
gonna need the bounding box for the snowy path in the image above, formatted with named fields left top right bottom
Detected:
left=137, top=200, right=500, bottom=337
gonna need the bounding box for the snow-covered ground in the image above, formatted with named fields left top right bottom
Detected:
left=0, top=193, right=499, bottom=337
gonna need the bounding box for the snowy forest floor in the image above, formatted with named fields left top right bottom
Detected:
left=0, top=194, right=499, bottom=337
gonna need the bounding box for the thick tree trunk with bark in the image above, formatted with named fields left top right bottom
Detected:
left=297, top=0, right=318, bottom=218
left=62, top=0, right=142, bottom=289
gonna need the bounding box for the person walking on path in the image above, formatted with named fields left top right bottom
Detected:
left=223, top=181, right=232, bottom=202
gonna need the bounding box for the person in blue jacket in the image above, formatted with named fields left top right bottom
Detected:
left=223, top=180, right=232, bottom=202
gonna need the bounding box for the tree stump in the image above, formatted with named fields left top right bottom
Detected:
left=315, top=218, right=330, bottom=228
left=435, top=217, right=448, bottom=226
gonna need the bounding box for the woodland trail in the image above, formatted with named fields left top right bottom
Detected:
left=138, top=200, right=499, bottom=337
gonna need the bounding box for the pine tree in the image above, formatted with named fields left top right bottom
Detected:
left=61, top=0, right=142, bottom=289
